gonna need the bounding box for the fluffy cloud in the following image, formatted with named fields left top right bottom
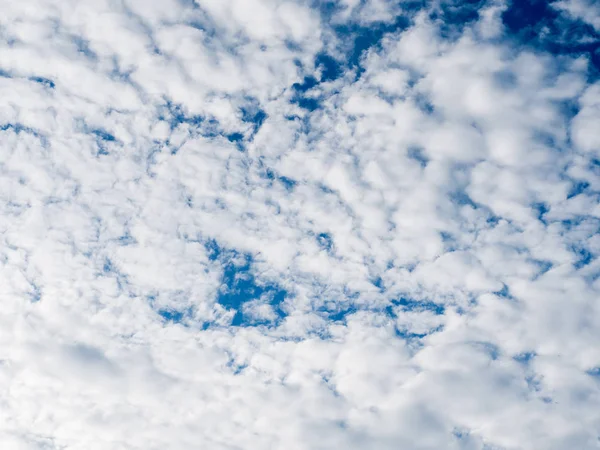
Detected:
left=0, top=0, right=599, bottom=448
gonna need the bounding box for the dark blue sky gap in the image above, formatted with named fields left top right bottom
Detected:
left=431, top=0, right=485, bottom=38
left=1, top=123, right=29, bottom=133
left=100, top=257, right=131, bottom=294
left=317, top=232, right=334, bottom=252
left=206, top=240, right=288, bottom=327
left=573, top=246, right=594, bottom=269
left=327, top=305, right=358, bottom=322
left=240, top=98, right=267, bottom=137
left=407, top=147, right=429, bottom=167
left=291, top=8, right=414, bottom=110
left=332, top=14, right=411, bottom=73
left=158, top=309, right=185, bottom=323
left=29, top=76, right=56, bottom=89
left=317, top=294, right=447, bottom=342
left=91, top=128, right=117, bottom=156
left=160, top=100, right=267, bottom=151
left=502, top=0, right=600, bottom=78
left=514, top=351, right=536, bottom=364
left=567, top=180, right=591, bottom=199
left=0, top=123, right=48, bottom=147
left=391, top=297, right=446, bottom=315
left=263, top=166, right=298, bottom=191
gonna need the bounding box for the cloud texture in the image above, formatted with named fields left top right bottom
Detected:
left=1, top=0, right=600, bottom=448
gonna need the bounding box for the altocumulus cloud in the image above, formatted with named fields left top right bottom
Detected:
left=0, top=0, right=600, bottom=448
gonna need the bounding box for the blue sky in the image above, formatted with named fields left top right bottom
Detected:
left=1, top=0, right=600, bottom=448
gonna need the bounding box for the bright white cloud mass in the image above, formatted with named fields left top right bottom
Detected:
left=1, top=0, right=600, bottom=448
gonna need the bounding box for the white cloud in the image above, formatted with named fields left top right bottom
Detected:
left=572, top=82, right=600, bottom=155
left=553, top=0, right=600, bottom=31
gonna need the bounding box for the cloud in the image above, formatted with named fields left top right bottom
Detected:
left=1, top=0, right=600, bottom=448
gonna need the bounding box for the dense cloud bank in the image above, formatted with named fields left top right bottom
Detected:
left=1, top=0, right=600, bottom=448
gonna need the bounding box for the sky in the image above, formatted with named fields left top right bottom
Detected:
left=0, top=0, right=600, bottom=448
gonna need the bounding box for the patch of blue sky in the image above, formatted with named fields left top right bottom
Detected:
left=393, top=325, right=445, bottom=342
left=430, top=0, right=485, bottom=39
left=450, top=190, right=478, bottom=208
left=559, top=215, right=600, bottom=232
left=0, top=122, right=48, bottom=147
left=226, top=132, right=244, bottom=144
left=102, top=258, right=115, bottom=274
left=294, top=96, right=322, bottom=112
left=587, top=367, right=600, bottom=379
left=278, top=175, right=297, bottom=191
left=206, top=240, right=289, bottom=327
left=572, top=246, right=594, bottom=269
left=492, top=69, right=519, bottom=90
left=452, top=427, right=471, bottom=441
left=115, top=230, right=137, bottom=246
left=226, top=355, right=248, bottom=375
left=473, top=341, right=501, bottom=360
left=530, top=259, right=553, bottom=280
left=407, top=146, right=429, bottom=167
left=146, top=292, right=194, bottom=326
left=263, top=166, right=298, bottom=191
left=91, top=128, right=117, bottom=143
left=494, top=284, right=513, bottom=299
left=501, top=0, right=600, bottom=79
left=109, top=62, right=139, bottom=87
left=159, top=100, right=257, bottom=151
left=326, top=305, right=358, bottom=323
left=158, top=309, right=185, bottom=323
left=1, top=123, right=35, bottom=134
left=71, top=35, right=98, bottom=60
left=289, top=77, right=322, bottom=111
left=310, top=286, right=362, bottom=323
left=391, top=297, right=446, bottom=315
left=240, top=98, right=267, bottom=136
left=502, top=0, right=562, bottom=39
left=159, top=100, right=204, bottom=131
left=326, top=13, right=412, bottom=78
left=182, top=3, right=217, bottom=36
left=316, top=232, right=334, bottom=252
left=311, top=0, right=340, bottom=19
left=532, top=202, right=550, bottom=224
left=28, top=76, right=55, bottom=89
left=290, top=3, right=420, bottom=110
left=567, top=180, right=591, bottom=199
left=371, top=276, right=384, bottom=291
left=381, top=298, right=448, bottom=342
left=28, top=282, right=42, bottom=303
left=101, top=257, right=131, bottom=295
left=90, top=128, right=118, bottom=156
left=439, top=231, right=460, bottom=252
left=349, top=19, right=407, bottom=65
left=513, top=351, right=536, bottom=364
left=525, top=374, right=544, bottom=393
left=314, top=52, right=343, bottom=81
left=413, top=92, right=435, bottom=115
left=292, top=75, right=319, bottom=93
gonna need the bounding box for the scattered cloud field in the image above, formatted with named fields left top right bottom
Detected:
left=1, top=0, right=600, bottom=448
